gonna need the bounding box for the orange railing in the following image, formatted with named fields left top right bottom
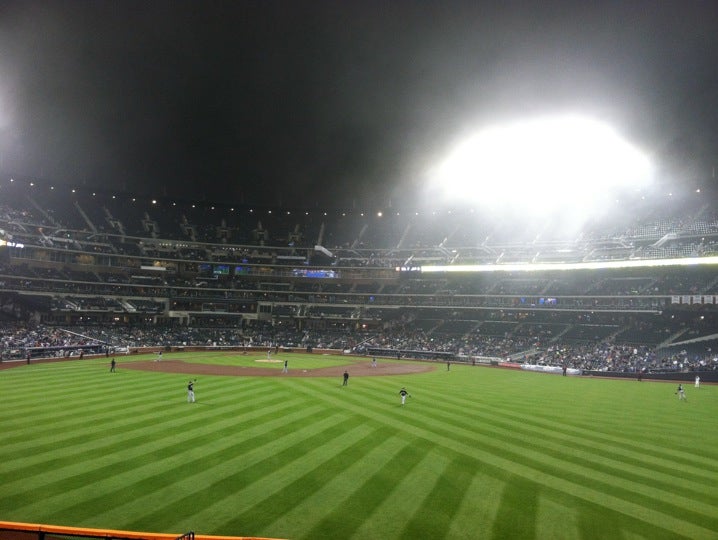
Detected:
left=0, top=521, right=285, bottom=540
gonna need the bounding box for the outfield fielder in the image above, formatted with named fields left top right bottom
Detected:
left=399, top=387, right=410, bottom=406
left=187, top=380, right=196, bottom=403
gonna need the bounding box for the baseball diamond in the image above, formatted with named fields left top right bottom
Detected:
left=0, top=351, right=716, bottom=540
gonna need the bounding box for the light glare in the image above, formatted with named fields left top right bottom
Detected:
left=430, top=114, right=653, bottom=215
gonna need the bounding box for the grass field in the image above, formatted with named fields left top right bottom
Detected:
left=1, top=352, right=717, bottom=540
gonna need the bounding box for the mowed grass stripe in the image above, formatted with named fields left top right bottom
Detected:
left=408, top=423, right=718, bottom=537
left=298, top=437, right=438, bottom=540
left=215, top=425, right=400, bottom=535
left=392, top=389, right=718, bottom=498
left=36, top=407, right=334, bottom=522
left=291, top=377, right=717, bottom=537
left=394, top=454, right=477, bottom=540
left=536, top=486, right=688, bottom=540
left=535, top=497, right=583, bottom=540
left=490, top=475, right=540, bottom=540
left=513, top=371, right=706, bottom=428
left=278, top=372, right=714, bottom=507
left=366, top=372, right=718, bottom=485
left=0, top=384, right=301, bottom=477
left=2, top=356, right=717, bottom=540
left=260, top=432, right=419, bottom=539
left=52, top=406, right=356, bottom=527
left=405, top=410, right=716, bottom=523
left=446, top=472, right=506, bottom=540
left=72, top=408, right=351, bottom=529
left=404, top=420, right=716, bottom=538
left=335, top=446, right=450, bottom=540
left=286, top=380, right=706, bottom=532
left=389, top=372, right=718, bottom=472
left=370, top=391, right=718, bottom=523
left=0, top=386, right=305, bottom=482
left=11, top=407, right=350, bottom=524
left=285, top=377, right=713, bottom=508
left=1, top=379, right=283, bottom=446
left=2, top=374, right=288, bottom=440
left=1, top=369, right=204, bottom=420
left=0, top=376, right=286, bottom=453
left=0, top=396, right=315, bottom=507
left=122, top=415, right=374, bottom=534
left=496, top=402, right=718, bottom=470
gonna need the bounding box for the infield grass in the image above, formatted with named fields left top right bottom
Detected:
left=1, top=353, right=716, bottom=540
left=133, top=350, right=357, bottom=369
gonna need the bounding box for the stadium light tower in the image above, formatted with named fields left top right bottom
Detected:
left=427, top=114, right=654, bottom=219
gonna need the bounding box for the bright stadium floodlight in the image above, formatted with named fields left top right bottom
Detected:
left=427, top=114, right=654, bottom=217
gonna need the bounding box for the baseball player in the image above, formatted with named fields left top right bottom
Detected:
left=676, top=384, right=686, bottom=401
left=399, top=387, right=410, bottom=406
left=187, top=380, right=196, bottom=403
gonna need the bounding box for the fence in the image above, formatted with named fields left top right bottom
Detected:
left=0, top=522, right=284, bottom=540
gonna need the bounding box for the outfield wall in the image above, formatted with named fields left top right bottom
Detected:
left=4, top=346, right=715, bottom=383
left=128, top=346, right=342, bottom=355
left=584, top=370, right=718, bottom=383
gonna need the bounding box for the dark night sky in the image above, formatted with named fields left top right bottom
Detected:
left=0, top=1, right=717, bottom=207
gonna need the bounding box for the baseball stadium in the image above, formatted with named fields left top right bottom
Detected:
left=1, top=4, right=718, bottom=538
left=0, top=175, right=717, bottom=540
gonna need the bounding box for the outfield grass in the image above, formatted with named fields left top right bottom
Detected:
left=1, top=354, right=716, bottom=540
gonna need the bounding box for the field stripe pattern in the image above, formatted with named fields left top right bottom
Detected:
left=1, top=355, right=716, bottom=540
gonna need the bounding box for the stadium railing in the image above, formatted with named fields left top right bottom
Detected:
left=0, top=521, right=285, bottom=540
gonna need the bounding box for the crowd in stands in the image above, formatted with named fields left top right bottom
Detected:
left=1, top=179, right=717, bottom=376
left=4, top=261, right=717, bottom=314
left=1, top=322, right=715, bottom=375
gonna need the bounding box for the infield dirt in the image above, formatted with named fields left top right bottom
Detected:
left=120, top=357, right=435, bottom=377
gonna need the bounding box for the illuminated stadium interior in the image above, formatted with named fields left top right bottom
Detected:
left=0, top=174, right=716, bottom=375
